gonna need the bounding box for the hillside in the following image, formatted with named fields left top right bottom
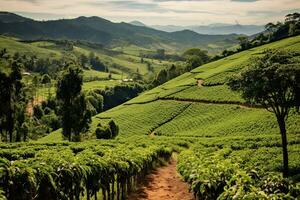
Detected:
left=36, top=35, right=300, bottom=198
left=43, top=35, right=300, bottom=142
left=0, top=12, right=238, bottom=52
left=0, top=35, right=173, bottom=76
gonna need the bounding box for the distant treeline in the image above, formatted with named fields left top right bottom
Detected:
left=215, top=13, right=300, bottom=59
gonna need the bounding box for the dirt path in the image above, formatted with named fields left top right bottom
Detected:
left=128, top=160, right=194, bottom=200
left=197, top=79, right=204, bottom=87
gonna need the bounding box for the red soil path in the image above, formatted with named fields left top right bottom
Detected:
left=128, top=160, right=194, bottom=200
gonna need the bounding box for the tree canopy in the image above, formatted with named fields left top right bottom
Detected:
left=56, top=67, right=91, bottom=141
left=228, top=49, right=300, bottom=177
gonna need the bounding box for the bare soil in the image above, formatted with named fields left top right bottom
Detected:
left=197, top=79, right=204, bottom=87
left=128, top=160, right=194, bottom=200
left=27, top=96, right=44, bottom=116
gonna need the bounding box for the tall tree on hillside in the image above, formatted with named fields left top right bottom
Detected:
left=56, top=67, right=91, bottom=141
left=0, top=61, right=27, bottom=142
left=183, top=48, right=210, bottom=70
left=228, top=49, right=300, bottom=177
left=237, top=36, right=250, bottom=50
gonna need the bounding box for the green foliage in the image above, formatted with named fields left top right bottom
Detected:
left=178, top=140, right=300, bottom=199
left=95, top=125, right=112, bottom=139
left=228, top=49, right=300, bottom=109
left=56, top=67, right=91, bottom=141
left=40, top=74, right=51, bottom=84
left=183, top=48, right=210, bottom=70
left=228, top=49, right=300, bottom=176
left=33, top=105, right=44, bottom=120
left=0, top=136, right=179, bottom=200
left=108, top=120, right=119, bottom=138
left=0, top=61, right=28, bottom=142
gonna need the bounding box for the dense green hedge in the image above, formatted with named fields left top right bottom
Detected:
left=0, top=136, right=188, bottom=200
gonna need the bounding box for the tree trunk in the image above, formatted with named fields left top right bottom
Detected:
left=8, top=112, right=13, bottom=143
left=16, top=130, right=21, bottom=142
left=277, top=115, right=289, bottom=177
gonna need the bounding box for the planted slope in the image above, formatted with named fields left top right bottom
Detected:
left=43, top=35, right=300, bottom=142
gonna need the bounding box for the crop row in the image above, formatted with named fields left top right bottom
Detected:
left=167, top=85, right=245, bottom=103
left=178, top=141, right=300, bottom=199
left=155, top=103, right=300, bottom=137
left=0, top=136, right=189, bottom=200
left=94, top=100, right=190, bottom=135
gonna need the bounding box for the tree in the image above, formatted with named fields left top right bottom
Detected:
left=41, top=74, right=51, bottom=84
left=228, top=49, right=300, bottom=177
left=156, top=49, right=165, bottom=59
left=0, top=61, right=27, bottom=142
left=108, top=120, right=119, bottom=138
left=56, top=67, right=91, bottom=141
left=0, top=48, right=7, bottom=58
left=265, top=22, right=277, bottom=40
left=183, top=48, right=210, bottom=70
left=237, top=36, right=250, bottom=50
left=95, top=123, right=112, bottom=139
left=152, top=69, right=168, bottom=86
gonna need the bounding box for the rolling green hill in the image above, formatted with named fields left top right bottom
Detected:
left=0, top=35, right=180, bottom=114
left=0, top=12, right=238, bottom=53
left=41, top=36, right=300, bottom=184
left=42, top=35, right=300, bottom=139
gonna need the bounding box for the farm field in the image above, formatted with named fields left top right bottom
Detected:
left=0, top=36, right=176, bottom=98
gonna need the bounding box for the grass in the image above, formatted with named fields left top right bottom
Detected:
left=83, top=69, right=122, bottom=80
left=0, top=36, right=61, bottom=58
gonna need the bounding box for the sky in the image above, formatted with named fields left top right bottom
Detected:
left=0, top=0, right=300, bottom=26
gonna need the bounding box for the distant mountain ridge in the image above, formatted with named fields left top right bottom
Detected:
left=152, top=24, right=264, bottom=35
left=0, top=12, right=239, bottom=52
left=129, top=21, right=146, bottom=27
left=0, top=11, right=32, bottom=23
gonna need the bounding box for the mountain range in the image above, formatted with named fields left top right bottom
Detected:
left=129, top=21, right=264, bottom=36
left=0, top=12, right=239, bottom=52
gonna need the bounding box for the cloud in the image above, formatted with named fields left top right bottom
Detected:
left=231, top=0, right=260, bottom=2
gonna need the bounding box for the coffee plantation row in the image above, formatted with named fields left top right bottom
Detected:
left=0, top=136, right=191, bottom=200
left=1, top=134, right=300, bottom=199
left=177, top=135, right=300, bottom=199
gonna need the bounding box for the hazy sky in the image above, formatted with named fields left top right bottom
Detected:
left=1, top=0, right=300, bottom=25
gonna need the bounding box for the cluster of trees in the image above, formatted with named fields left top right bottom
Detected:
left=79, top=52, right=108, bottom=72
left=140, top=49, right=183, bottom=61
left=228, top=49, right=300, bottom=177
left=95, top=83, right=145, bottom=110
left=216, top=13, right=300, bottom=60
left=95, top=120, right=119, bottom=139
left=22, top=39, right=74, bottom=51
left=182, top=48, right=210, bottom=71
left=0, top=62, right=29, bottom=142
left=151, top=64, right=180, bottom=87
left=0, top=50, right=70, bottom=75
left=151, top=48, right=210, bottom=87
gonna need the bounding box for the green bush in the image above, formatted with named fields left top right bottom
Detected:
left=95, top=126, right=112, bottom=139
left=33, top=105, right=44, bottom=119
left=108, top=120, right=119, bottom=138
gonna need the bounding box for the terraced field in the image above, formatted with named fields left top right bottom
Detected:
left=44, top=35, right=300, bottom=141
